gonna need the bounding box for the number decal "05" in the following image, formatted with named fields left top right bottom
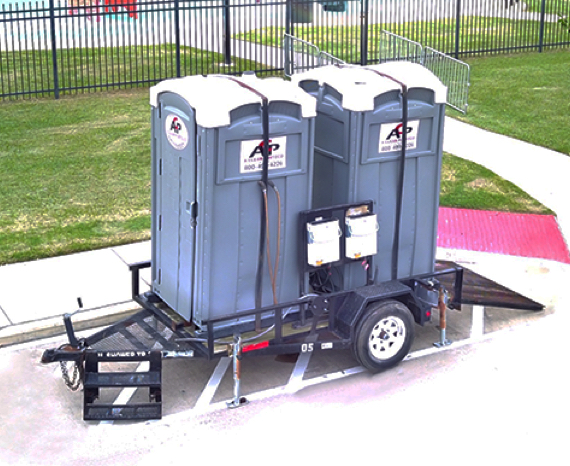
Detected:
left=301, top=343, right=314, bottom=353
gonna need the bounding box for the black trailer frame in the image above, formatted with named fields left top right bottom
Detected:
left=41, top=196, right=544, bottom=421
left=128, top=261, right=463, bottom=361
left=42, top=249, right=465, bottom=420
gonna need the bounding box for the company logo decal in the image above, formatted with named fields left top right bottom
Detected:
left=379, top=120, right=420, bottom=153
left=165, top=114, right=189, bottom=150
left=240, top=136, right=287, bottom=173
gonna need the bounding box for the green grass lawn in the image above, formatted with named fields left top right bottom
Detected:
left=525, top=0, right=570, bottom=14
left=1, top=45, right=260, bottom=99
left=243, top=14, right=570, bottom=64
left=440, top=153, right=550, bottom=214
left=449, top=49, right=570, bottom=156
left=0, top=89, right=151, bottom=264
left=0, top=49, right=564, bottom=265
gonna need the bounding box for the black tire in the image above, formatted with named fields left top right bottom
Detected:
left=353, top=299, right=415, bottom=373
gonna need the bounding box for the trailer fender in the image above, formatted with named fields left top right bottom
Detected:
left=333, top=280, right=413, bottom=339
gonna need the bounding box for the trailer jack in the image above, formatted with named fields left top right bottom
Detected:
left=227, top=334, right=248, bottom=409
left=434, top=288, right=452, bottom=348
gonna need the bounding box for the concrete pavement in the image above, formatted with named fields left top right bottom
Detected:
left=0, top=241, right=152, bottom=346
left=0, top=116, right=569, bottom=347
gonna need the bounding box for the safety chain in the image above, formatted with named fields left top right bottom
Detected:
left=59, top=361, right=82, bottom=391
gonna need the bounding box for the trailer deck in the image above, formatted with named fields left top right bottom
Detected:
left=41, top=259, right=543, bottom=420
left=82, top=260, right=542, bottom=358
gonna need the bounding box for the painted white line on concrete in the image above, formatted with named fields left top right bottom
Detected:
left=287, top=351, right=313, bottom=391
left=0, top=304, right=13, bottom=326
left=188, top=334, right=502, bottom=418
left=26, top=311, right=553, bottom=426
left=173, top=323, right=539, bottom=423
left=140, top=318, right=557, bottom=427
left=406, top=331, right=500, bottom=362
left=99, top=361, right=150, bottom=426
left=287, top=335, right=320, bottom=391
left=168, top=365, right=369, bottom=422
left=194, top=356, right=231, bottom=411
left=471, top=305, right=485, bottom=339
left=297, top=366, right=367, bottom=390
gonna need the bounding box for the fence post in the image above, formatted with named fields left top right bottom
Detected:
left=360, top=0, right=369, bottom=65
left=454, top=0, right=461, bottom=59
left=175, top=0, right=181, bottom=77
left=285, top=0, right=292, bottom=75
left=286, top=0, right=292, bottom=37
left=223, top=0, right=232, bottom=66
left=538, top=0, right=546, bottom=52
left=48, top=0, right=59, bottom=99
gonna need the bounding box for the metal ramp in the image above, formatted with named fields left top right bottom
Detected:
left=435, top=261, right=543, bottom=311
left=283, top=31, right=470, bottom=114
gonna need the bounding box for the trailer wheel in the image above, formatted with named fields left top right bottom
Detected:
left=353, top=300, right=415, bottom=373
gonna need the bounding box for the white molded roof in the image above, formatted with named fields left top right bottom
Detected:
left=150, top=74, right=316, bottom=128
left=291, top=63, right=447, bottom=111
left=368, top=62, right=447, bottom=104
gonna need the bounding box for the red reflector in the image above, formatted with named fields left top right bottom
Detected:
left=242, top=341, right=270, bottom=353
left=426, top=310, right=431, bottom=318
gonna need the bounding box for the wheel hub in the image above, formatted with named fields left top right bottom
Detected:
left=368, top=316, right=406, bottom=360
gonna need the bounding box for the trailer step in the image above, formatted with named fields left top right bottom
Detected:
left=84, top=371, right=161, bottom=388
left=83, top=350, right=163, bottom=421
left=84, top=403, right=162, bottom=421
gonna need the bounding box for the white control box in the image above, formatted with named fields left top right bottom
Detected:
left=345, top=214, right=378, bottom=259
left=307, top=219, right=341, bottom=267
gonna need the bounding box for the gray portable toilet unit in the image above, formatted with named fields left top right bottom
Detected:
left=150, top=74, right=316, bottom=328
left=292, top=62, right=447, bottom=288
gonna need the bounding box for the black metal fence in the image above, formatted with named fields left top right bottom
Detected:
left=1, top=0, right=569, bottom=99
